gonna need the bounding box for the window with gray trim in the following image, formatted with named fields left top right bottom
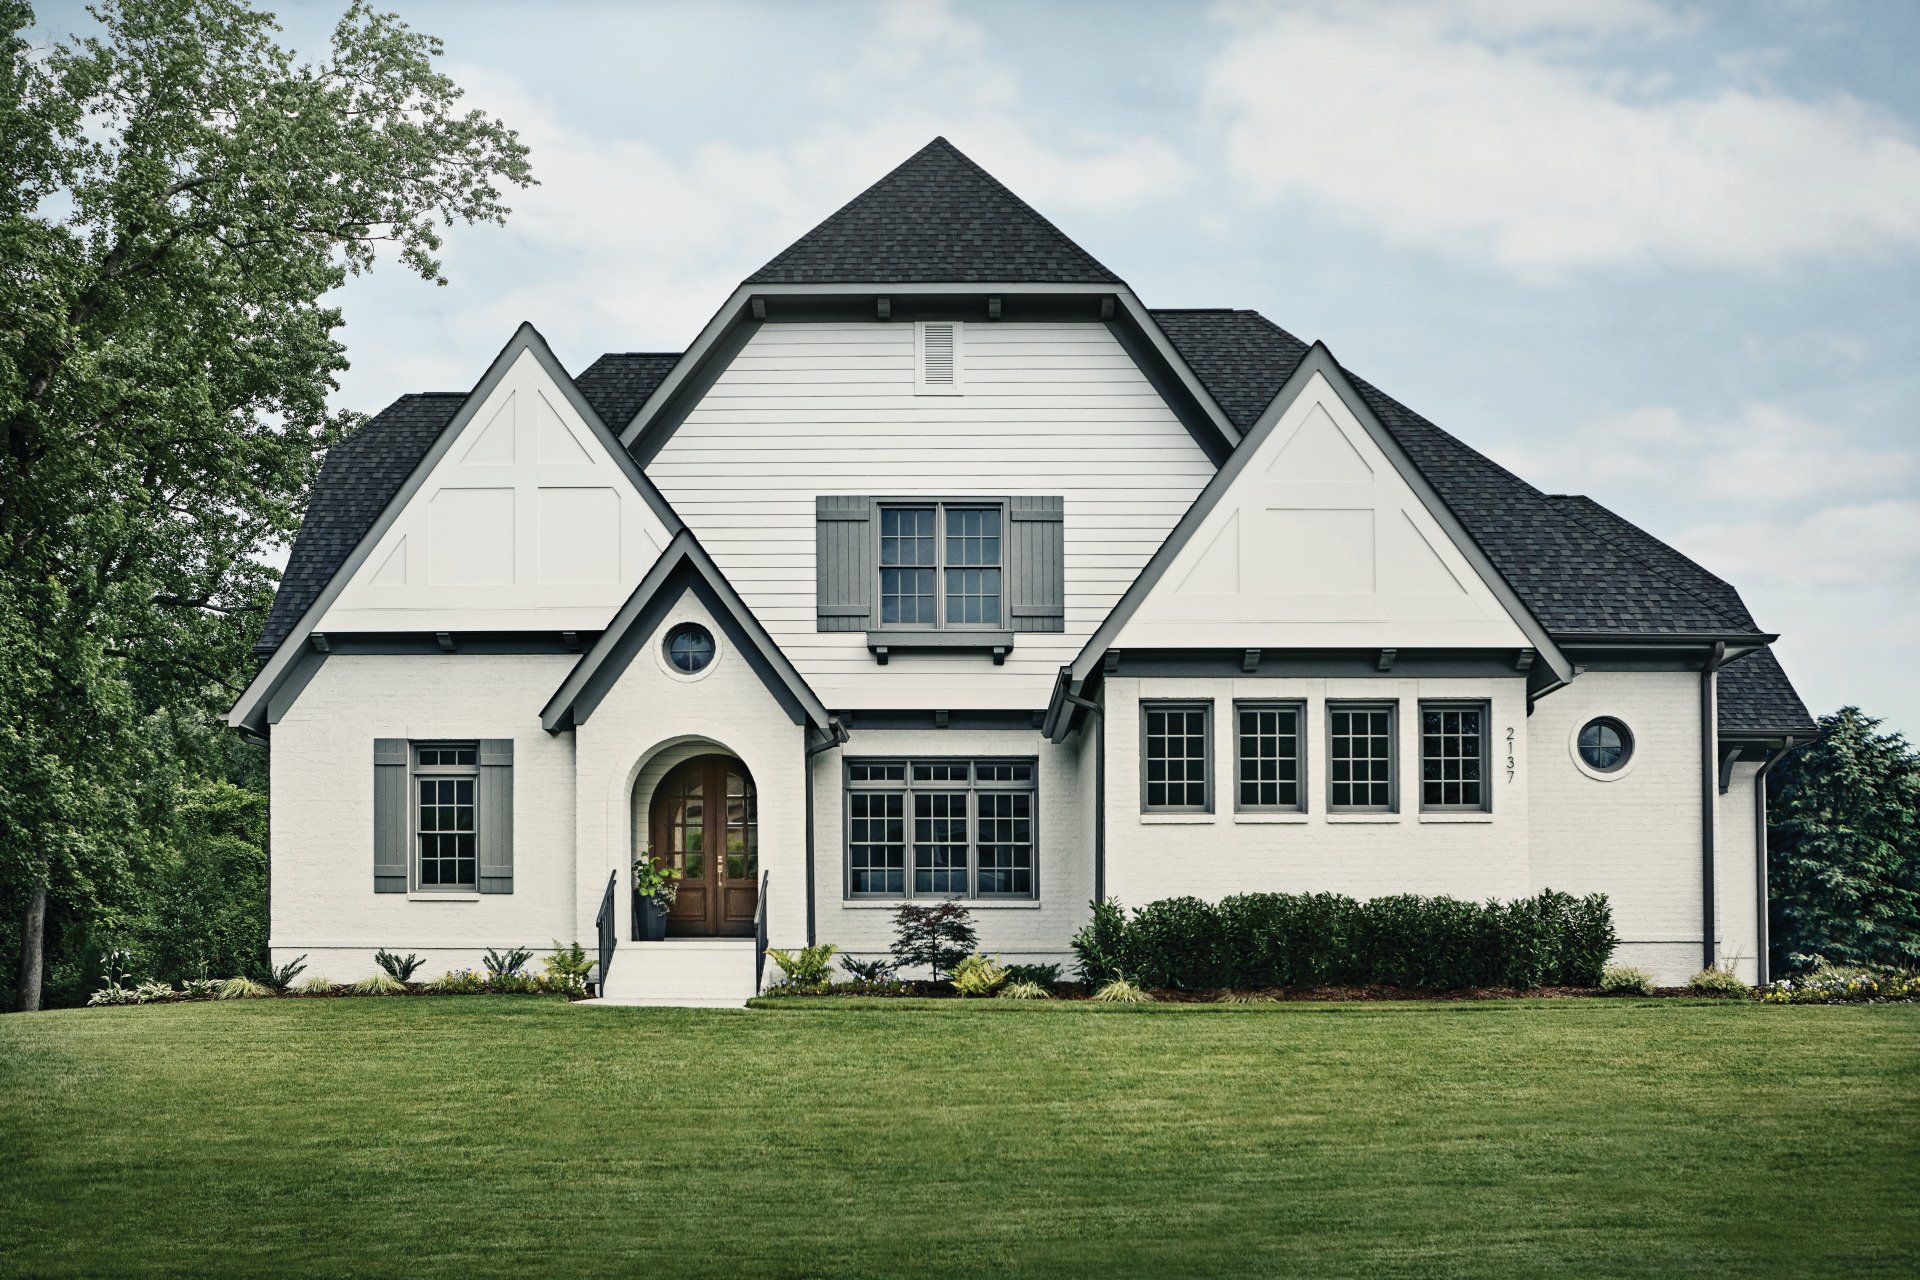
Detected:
left=1142, top=701, right=1212, bottom=812
left=845, top=758, right=1035, bottom=899
left=1328, top=703, right=1396, bottom=812
left=877, top=502, right=1002, bottom=628
left=414, top=743, right=478, bottom=889
left=1419, top=701, right=1489, bottom=811
left=1235, top=700, right=1305, bottom=811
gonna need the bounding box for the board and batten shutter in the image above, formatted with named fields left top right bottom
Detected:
left=373, top=739, right=409, bottom=893
left=477, top=738, right=515, bottom=894
left=816, top=495, right=873, bottom=632
left=1009, top=496, right=1065, bottom=632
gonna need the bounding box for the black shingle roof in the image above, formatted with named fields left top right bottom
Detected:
left=575, top=352, right=680, bottom=429
left=257, top=392, right=466, bottom=654
left=748, top=137, right=1121, bottom=285
left=1719, top=647, right=1818, bottom=738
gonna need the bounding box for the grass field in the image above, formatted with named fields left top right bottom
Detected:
left=2, top=996, right=1917, bottom=1278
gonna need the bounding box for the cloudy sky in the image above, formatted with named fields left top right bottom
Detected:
left=35, top=0, right=1920, bottom=732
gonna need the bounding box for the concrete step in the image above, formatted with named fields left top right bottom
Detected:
left=595, top=938, right=759, bottom=1007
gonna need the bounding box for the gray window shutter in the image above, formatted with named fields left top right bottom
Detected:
left=1009, top=496, right=1065, bottom=632
left=816, top=495, right=872, bottom=632
left=478, top=738, right=514, bottom=894
left=373, top=739, right=409, bottom=893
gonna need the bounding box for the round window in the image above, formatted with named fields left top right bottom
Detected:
left=1577, top=717, right=1633, bottom=773
left=664, top=623, right=716, bottom=674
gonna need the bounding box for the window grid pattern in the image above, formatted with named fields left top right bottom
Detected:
left=943, top=507, right=1002, bottom=625
left=1236, top=703, right=1303, bottom=811
left=414, top=742, right=479, bottom=889
left=1421, top=705, right=1487, bottom=810
left=876, top=503, right=1003, bottom=629
left=1329, top=705, right=1395, bottom=811
left=879, top=507, right=936, bottom=625
left=1143, top=703, right=1210, bottom=810
left=845, top=758, right=1035, bottom=899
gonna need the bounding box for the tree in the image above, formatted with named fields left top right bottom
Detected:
left=1769, top=707, right=1920, bottom=976
left=0, top=0, right=531, bottom=1010
left=890, top=902, right=978, bottom=982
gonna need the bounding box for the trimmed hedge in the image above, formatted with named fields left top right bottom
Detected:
left=1072, top=890, right=1615, bottom=991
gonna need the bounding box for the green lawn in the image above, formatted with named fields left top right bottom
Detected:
left=2, top=998, right=1917, bottom=1279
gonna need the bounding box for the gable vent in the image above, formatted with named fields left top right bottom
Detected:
left=916, top=321, right=963, bottom=395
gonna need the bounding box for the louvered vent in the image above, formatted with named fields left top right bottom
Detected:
left=916, top=321, right=962, bottom=394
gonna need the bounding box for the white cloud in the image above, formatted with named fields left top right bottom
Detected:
left=1203, top=0, right=1920, bottom=276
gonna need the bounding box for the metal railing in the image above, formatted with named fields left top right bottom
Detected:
left=592, top=870, right=618, bottom=998
left=754, top=870, right=770, bottom=994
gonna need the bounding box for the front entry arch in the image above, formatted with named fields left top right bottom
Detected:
left=646, top=754, right=759, bottom=937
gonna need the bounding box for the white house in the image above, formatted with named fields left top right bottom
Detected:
left=230, top=138, right=1815, bottom=1004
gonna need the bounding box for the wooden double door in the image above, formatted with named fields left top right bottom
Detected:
left=646, top=755, right=759, bottom=937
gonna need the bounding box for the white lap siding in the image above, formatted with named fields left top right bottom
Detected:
left=647, top=320, right=1215, bottom=710
left=268, top=653, right=578, bottom=982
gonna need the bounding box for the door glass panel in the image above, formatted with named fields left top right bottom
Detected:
left=725, top=769, right=757, bottom=880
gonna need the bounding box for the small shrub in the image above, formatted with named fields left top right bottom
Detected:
left=87, top=985, right=141, bottom=1007
left=133, top=981, right=178, bottom=1002
left=375, top=949, right=424, bottom=982
left=1090, top=977, right=1153, bottom=1004
left=542, top=941, right=594, bottom=996
left=890, top=901, right=978, bottom=981
left=430, top=969, right=487, bottom=994
left=266, top=955, right=309, bottom=991
left=1600, top=963, right=1655, bottom=996
left=999, top=979, right=1051, bottom=1000
left=840, top=956, right=897, bottom=984
left=217, top=975, right=272, bottom=1000
left=353, top=972, right=406, bottom=996
left=295, top=975, right=335, bottom=995
left=1759, top=966, right=1919, bottom=1004
left=1686, top=967, right=1749, bottom=996
left=767, top=943, right=840, bottom=993
left=1004, top=962, right=1062, bottom=987
left=180, top=978, right=223, bottom=999
left=482, top=946, right=535, bottom=979
left=1071, top=898, right=1132, bottom=985
left=950, top=953, right=1009, bottom=998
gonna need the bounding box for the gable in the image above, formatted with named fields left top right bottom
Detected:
left=320, top=346, right=674, bottom=635
left=1113, top=364, right=1530, bottom=652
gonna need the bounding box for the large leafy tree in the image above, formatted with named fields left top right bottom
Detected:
left=1769, top=707, right=1920, bottom=976
left=0, top=0, right=531, bottom=1010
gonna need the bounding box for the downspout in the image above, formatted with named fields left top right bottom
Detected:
left=803, top=719, right=848, bottom=947
left=1753, top=738, right=1796, bottom=986
left=1700, top=641, right=1727, bottom=972
left=1063, top=691, right=1105, bottom=903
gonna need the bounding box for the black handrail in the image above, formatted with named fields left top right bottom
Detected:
left=754, top=870, right=770, bottom=994
left=593, top=870, right=618, bottom=997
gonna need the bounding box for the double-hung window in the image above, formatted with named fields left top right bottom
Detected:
left=1142, top=701, right=1212, bottom=812
left=1235, top=700, right=1306, bottom=812
left=845, top=758, right=1036, bottom=899
left=878, top=503, right=1003, bottom=629
left=1419, top=701, right=1490, bottom=811
left=414, top=743, right=478, bottom=889
left=1327, top=703, right=1397, bottom=813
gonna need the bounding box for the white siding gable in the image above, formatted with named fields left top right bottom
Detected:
left=647, top=320, right=1216, bottom=709
left=1114, top=370, right=1527, bottom=651
left=322, top=349, right=673, bottom=634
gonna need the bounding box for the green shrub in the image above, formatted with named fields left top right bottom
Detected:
left=374, top=950, right=423, bottom=982
left=353, top=972, right=406, bottom=996
left=542, top=942, right=594, bottom=996
left=483, top=947, right=534, bottom=979
left=179, top=978, right=222, bottom=999
left=950, top=953, right=1008, bottom=997
left=767, top=943, right=839, bottom=993
left=1600, top=963, right=1655, bottom=996
left=294, top=975, right=335, bottom=995
left=1071, top=891, right=1617, bottom=991
left=1003, top=962, right=1062, bottom=987
left=1000, top=979, right=1050, bottom=1000
left=890, top=902, right=977, bottom=981
left=1089, top=977, right=1153, bottom=1004
left=1686, top=967, right=1749, bottom=996
left=266, top=955, right=308, bottom=991
left=429, top=968, right=487, bottom=994
left=840, top=956, right=897, bottom=984
left=1758, top=964, right=1919, bottom=1004
left=217, top=975, right=272, bottom=1000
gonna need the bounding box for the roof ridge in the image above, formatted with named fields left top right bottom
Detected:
left=924, top=137, right=1116, bottom=280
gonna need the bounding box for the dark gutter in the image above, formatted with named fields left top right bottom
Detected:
left=1061, top=688, right=1106, bottom=903
left=802, top=719, right=850, bottom=947
left=1700, top=640, right=1729, bottom=972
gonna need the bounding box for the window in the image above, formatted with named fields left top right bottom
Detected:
left=664, top=622, right=715, bottom=673
left=1142, top=701, right=1212, bottom=812
left=1420, top=702, right=1489, bottom=811
left=915, top=320, right=963, bottom=393
left=845, top=758, right=1035, bottom=899
left=414, top=743, right=478, bottom=889
left=1328, top=703, right=1396, bottom=812
left=1577, top=717, right=1633, bottom=773
left=1235, top=701, right=1305, bottom=812
left=877, top=502, right=1002, bottom=629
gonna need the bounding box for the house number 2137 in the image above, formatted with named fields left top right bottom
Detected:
left=1505, top=727, right=1516, bottom=782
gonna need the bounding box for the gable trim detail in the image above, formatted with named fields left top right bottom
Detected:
left=228, top=322, right=686, bottom=735
left=541, top=531, right=832, bottom=735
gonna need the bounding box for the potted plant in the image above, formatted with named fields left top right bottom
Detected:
left=632, top=854, right=682, bottom=941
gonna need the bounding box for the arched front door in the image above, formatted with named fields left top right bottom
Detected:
left=647, top=755, right=758, bottom=937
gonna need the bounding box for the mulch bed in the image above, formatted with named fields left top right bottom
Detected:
left=769, top=982, right=1717, bottom=1001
